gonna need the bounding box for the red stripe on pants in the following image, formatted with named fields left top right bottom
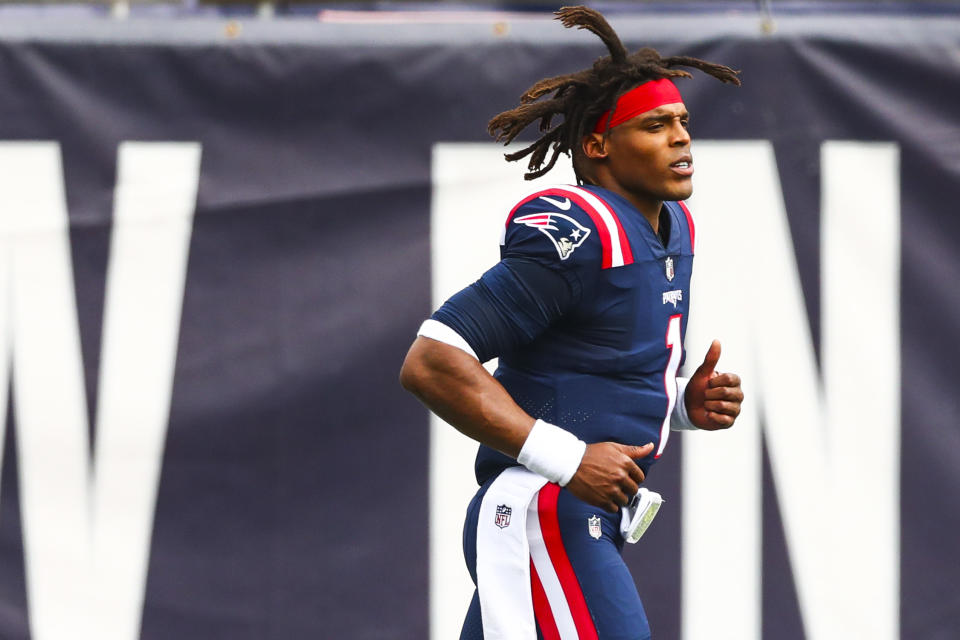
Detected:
left=531, top=560, right=561, bottom=640
left=537, top=483, right=599, bottom=639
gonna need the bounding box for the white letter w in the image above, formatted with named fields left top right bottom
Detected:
left=0, top=141, right=200, bottom=640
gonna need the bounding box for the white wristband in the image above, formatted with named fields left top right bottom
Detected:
left=670, top=376, right=698, bottom=431
left=517, top=419, right=587, bottom=486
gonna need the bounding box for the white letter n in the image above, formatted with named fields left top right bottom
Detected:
left=681, top=141, right=900, bottom=640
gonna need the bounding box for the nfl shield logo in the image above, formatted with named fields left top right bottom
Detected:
left=665, top=256, right=675, bottom=282
left=495, top=504, right=512, bottom=529
left=588, top=515, right=602, bottom=540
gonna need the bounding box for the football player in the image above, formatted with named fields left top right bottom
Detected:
left=401, top=7, right=744, bottom=639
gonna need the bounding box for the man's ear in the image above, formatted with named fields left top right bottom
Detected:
left=581, top=133, right=608, bottom=160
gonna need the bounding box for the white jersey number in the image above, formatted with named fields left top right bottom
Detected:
left=656, top=314, right=683, bottom=458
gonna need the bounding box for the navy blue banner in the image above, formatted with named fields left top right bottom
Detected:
left=0, top=11, right=957, bottom=640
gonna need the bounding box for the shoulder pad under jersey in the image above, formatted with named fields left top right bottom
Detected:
left=663, top=200, right=696, bottom=255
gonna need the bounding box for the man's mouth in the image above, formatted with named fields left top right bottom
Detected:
left=670, top=158, right=693, bottom=176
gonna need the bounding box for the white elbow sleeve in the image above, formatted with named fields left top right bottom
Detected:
left=417, top=319, right=479, bottom=361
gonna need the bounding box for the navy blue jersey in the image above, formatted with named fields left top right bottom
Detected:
left=435, top=184, right=694, bottom=485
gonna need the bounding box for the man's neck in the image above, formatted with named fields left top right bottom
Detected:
left=593, top=180, right=663, bottom=232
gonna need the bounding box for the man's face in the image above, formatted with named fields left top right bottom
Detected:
left=601, top=102, right=693, bottom=202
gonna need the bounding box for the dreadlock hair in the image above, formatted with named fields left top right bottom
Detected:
left=487, top=6, right=741, bottom=182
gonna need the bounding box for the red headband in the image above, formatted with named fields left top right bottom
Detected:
left=593, top=78, right=684, bottom=134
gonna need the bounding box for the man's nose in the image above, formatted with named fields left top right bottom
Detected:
left=671, top=122, right=691, bottom=146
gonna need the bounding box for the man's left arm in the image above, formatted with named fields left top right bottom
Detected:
left=673, top=340, right=743, bottom=431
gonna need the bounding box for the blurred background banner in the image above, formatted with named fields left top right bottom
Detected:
left=0, top=6, right=957, bottom=640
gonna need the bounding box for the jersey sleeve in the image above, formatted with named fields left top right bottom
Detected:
left=428, top=187, right=604, bottom=362
left=500, top=188, right=605, bottom=278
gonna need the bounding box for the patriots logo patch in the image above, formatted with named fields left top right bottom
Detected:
left=514, top=212, right=591, bottom=260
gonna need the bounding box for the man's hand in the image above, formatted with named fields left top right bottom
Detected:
left=685, top=340, right=743, bottom=430
left=565, top=442, right=654, bottom=513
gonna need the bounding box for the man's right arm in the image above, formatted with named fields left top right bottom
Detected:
left=399, top=335, right=534, bottom=459
left=399, top=335, right=654, bottom=513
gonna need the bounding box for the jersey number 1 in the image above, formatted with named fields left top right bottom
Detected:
left=656, top=314, right=683, bottom=458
